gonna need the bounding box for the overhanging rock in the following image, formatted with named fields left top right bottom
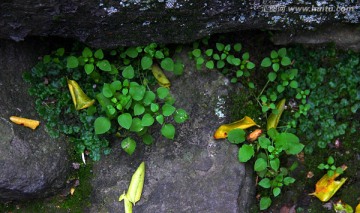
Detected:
left=1, top=0, right=359, bottom=48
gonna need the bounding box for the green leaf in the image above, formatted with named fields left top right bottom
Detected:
left=275, top=133, right=304, bottom=155
left=66, top=56, right=79, bottom=68
left=278, top=48, right=287, bottom=57
left=130, top=118, right=143, bottom=132
left=289, top=80, right=298, bottom=88
left=228, top=129, right=246, bottom=144
left=161, top=58, right=174, bottom=71
left=216, top=43, right=225, bottom=51
left=272, top=63, right=280, bottom=72
left=122, top=65, right=135, bottom=79
left=161, top=124, right=175, bottom=139
left=273, top=187, right=281, bottom=197
left=143, top=91, right=156, bottom=106
left=277, top=85, right=285, bottom=93
left=118, top=113, right=133, bottom=129
left=258, top=136, right=271, bottom=149
left=82, top=47, right=92, bottom=58
left=327, top=156, right=335, bottom=164
left=260, top=197, right=272, bottom=210
left=248, top=82, right=255, bottom=89
left=268, top=72, right=277, bottom=81
left=84, top=64, right=94, bottom=74
left=196, top=57, right=204, bottom=65
left=270, top=158, right=280, bottom=171
left=261, top=57, right=271, bottom=67
left=205, top=49, right=213, bottom=56
left=141, top=56, right=153, bottom=70
left=246, top=62, right=255, bottom=69
left=134, top=103, right=145, bottom=116
left=270, top=50, right=278, bottom=59
left=192, top=49, right=201, bottom=58
left=174, top=109, right=189, bottom=123
left=254, top=158, right=267, bottom=172
left=110, top=80, right=122, bottom=91
left=213, top=54, right=220, bottom=60
left=238, top=144, right=254, bottom=162
left=97, top=60, right=112, bottom=71
left=142, top=134, right=154, bottom=145
left=150, top=103, right=159, bottom=112
left=216, top=60, right=225, bottom=69
left=155, top=50, right=165, bottom=59
left=234, top=43, right=242, bottom=52
left=56, top=48, right=65, bottom=56
left=102, top=83, right=113, bottom=98
left=94, top=117, right=111, bottom=134
left=283, top=177, right=295, bottom=185
left=281, top=57, right=291, bottom=66
left=126, top=47, right=138, bottom=58
left=121, top=137, right=136, bottom=155
left=141, top=113, right=154, bottom=127
left=129, top=85, right=146, bottom=101
left=242, top=52, right=250, bottom=60
left=162, top=103, right=176, bottom=116
left=94, top=49, right=104, bottom=59
left=206, top=60, right=214, bottom=69
left=156, top=114, right=164, bottom=124
left=232, top=58, right=241, bottom=66
left=258, top=178, right=271, bottom=188
left=157, top=87, right=169, bottom=99
left=173, top=62, right=184, bottom=75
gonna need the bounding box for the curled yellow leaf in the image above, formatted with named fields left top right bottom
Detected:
left=151, top=64, right=170, bottom=88
left=67, top=79, right=95, bottom=110
left=309, top=166, right=347, bottom=202
left=119, top=162, right=145, bottom=213
left=214, top=116, right=259, bottom=139
left=267, top=98, right=286, bottom=130
left=10, top=116, right=40, bottom=130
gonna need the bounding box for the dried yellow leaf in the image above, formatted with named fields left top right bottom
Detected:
left=309, top=166, right=347, bottom=202
left=10, top=116, right=40, bottom=130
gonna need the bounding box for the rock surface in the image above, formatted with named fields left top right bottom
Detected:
left=90, top=50, right=255, bottom=212
left=0, top=39, right=70, bottom=201
left=1, top=0, right=359, bottom=49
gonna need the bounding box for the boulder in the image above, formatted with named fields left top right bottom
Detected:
left=0, top=39, right=70, bottom=201
left=90, top=49, right=255, bottom=212
left=1, top=0, right=359, bottom=49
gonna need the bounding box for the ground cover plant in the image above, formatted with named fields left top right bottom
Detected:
left=23, top=43, right=188, bottom=161
left=190, top=36, right=360, bottom=211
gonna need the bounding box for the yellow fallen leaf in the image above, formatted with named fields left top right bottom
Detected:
left=309, top=166, right=347, bottom=202
left=70, top=187, right=75, bottom=196
left=214, top=116, right=259, bottom=139
left=267, top=98, right=286, bottom=130
left=10, top=116, right=40, bottom=130
left=67, top=79, right=95, bottom=110
left=355, top=203, right=360, bottom=213
left=151, top=64, right=170, bottom=88
left=119, top=162, right=145, bottom=213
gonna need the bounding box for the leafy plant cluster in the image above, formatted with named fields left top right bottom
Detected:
left=189, top=38, right=308, bottom=210
left=317, top=156, right=344, bottom=177
left=24, top=43, right=188, bottom=161
left=227, top=128, right=302, bottom=210
left=190, top=37, right=256, bottom=88
left=287, top=45, right=360, bottom=153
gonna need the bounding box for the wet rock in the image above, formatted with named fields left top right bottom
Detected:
left=1, top=1, right=359, bottom=49
left=90, top=50, right=255, bottom=212
left=0, top=39, right=70, bottom=201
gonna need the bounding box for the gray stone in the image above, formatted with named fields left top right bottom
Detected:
left=272, top=24, right=360, bottom=51
left=0, top=39, right=70, bottom=201
left=90, top=50, right=255, bottom=212
left=1, top=0, right=359, bottom=49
